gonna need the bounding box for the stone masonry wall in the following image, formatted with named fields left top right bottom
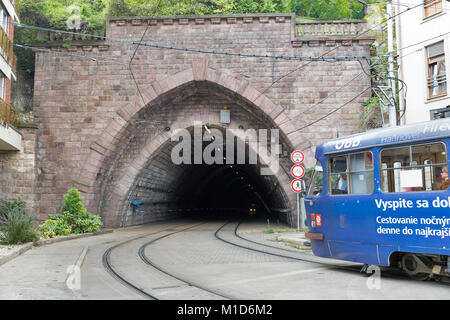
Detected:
left=32, top=14, right=373, bottom=225
left=0, top=126, right=38, bottom=213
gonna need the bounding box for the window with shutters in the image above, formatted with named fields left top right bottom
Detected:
left=424, top=0, right=442, bottom=18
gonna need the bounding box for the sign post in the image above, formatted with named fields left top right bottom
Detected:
left=290, top=151, right=305, bottom=232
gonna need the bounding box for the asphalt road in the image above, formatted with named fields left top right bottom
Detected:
left=0, top=219, right=448, bottom=300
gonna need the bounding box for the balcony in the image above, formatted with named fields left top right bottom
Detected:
left=0, top=25, right=16, bottom=71
left=0, top=98, right=22, bottom=151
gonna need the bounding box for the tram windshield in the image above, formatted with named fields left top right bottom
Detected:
left=307, top=162, right=323, bottom=197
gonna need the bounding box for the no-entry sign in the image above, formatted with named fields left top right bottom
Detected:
left=291, top=151, right=304, bottom=164
left=291, top=179, right=303, bottom=193
left=291, top=164, right=305, bottom=179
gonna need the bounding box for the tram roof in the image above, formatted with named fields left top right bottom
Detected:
left=317, top=118, right=450, bottom=156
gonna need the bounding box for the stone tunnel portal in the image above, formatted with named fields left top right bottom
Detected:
left=120, top=126, right=293, bottom=226
left=92, top=78, right=297, bottom=227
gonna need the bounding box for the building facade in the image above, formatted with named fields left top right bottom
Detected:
left=396, top=0, right=449, bottom=124
left=0, top=0, right=20, bottom=150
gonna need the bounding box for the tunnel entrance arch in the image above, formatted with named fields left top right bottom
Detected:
left=74, top=60, right=301, bottom=227
left=116, top=125, right=293, bottom=226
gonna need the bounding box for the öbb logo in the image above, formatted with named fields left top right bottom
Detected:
left=335, top=137, right=361, bottom=150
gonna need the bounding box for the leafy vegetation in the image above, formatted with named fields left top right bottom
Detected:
left=360, top=96, right=384, bottom=130
left=39, top=188, right=103, bottom=238
left=0, top=199, right=27, bottom=220
left=12, top=0, right=380, bottom=114
left=360, top=2, right=394, bottom=130
left=291, top=0, right=365, bottom=20
left=0, top=200, right=39, bottom=244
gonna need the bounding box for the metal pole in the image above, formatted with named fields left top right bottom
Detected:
left=387, top=1, right=397, bottom=127
left=297, top=192, right=300, bottom=232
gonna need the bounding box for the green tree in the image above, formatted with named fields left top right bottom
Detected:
left=39, top=188, right=103, bottom=238
left=291, top=0, right=365, bottom=20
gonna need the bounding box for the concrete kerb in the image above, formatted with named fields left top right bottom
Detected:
left=0, top=229, right=114, bottom=267
left=274, top=232, right=312, bottom=250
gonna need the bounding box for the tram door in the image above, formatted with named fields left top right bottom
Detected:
left=306, top=152, right=376, bottom=259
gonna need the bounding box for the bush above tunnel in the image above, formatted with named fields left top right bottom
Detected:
left=40, top=188, right=103, bottom=238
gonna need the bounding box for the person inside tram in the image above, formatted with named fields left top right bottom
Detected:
left=433, top=169, right=444, bottom=190
left=439, top=168, right=449, bottom=190
left=338, top=173, right=348, bottom=193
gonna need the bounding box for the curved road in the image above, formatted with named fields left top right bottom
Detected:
left=0, top=219, right=448, bottom=299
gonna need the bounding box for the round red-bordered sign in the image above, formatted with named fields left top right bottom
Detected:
left=291, top=179, right=303, bottom=193
left=291, top=164, right=305, bottom=178
left=291, top=151, right=304, bottom=164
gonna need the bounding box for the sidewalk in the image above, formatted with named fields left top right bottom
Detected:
left=275, top=232, right=311, bottom=249
left=0, top=229, right=113, bottom=266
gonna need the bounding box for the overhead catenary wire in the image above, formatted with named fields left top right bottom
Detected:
left=269, top=0, right=438, bottom=136
left=248, top=0, right=434, bottom=111
left=276, top=70, right=368, bottom=128
left=129, top=0, right=163, bottom=104
left=285, top=86, right=372, bottom=136
left=379, top=0, right=450, bottom=11
left=276, top=53, right=405, bottom=128
left=10, top=21, right=368, bottom=63
left=380, top=31, right=450, bottom=58
left=12, top=0, right=434, bottom=137
left=11, top=0, right=437, bottom=67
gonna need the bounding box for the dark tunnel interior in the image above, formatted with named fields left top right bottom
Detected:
left=122, top=126, right=292, bottom=225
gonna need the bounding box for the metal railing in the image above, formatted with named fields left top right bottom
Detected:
left=296, top=20, right=366, bottom=37
left=0, top=26, right=15, bottom=71
left=427, top=74, right=447, bottom=97
left=0, top=98, right=19, bottom=127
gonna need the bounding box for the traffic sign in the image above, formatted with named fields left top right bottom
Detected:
left=291, top=179, right=303, bottom=193
left=291, top=151, right=304, bottom=164
left=291, top=164, right=305, bottom=179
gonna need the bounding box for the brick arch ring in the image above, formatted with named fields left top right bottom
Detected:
left=73, top=58, right=299, bottom=219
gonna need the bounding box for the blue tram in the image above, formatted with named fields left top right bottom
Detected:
left=305, top=118, right=450, bottom=279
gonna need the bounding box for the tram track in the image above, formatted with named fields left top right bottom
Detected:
left=103, top=218, right=449, bottom=300
left=102, top=221, right=205, bottom=300
left=137, top=221, right=236, bottom=300
left=214, top=220, right=361, bottom=273
left=214, top=220, right=428, bottom=281
left=104, top=220, right=236, bottom=300
left=230, top=220, right=450, bottom=285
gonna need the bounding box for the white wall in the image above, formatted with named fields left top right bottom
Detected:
left=396, top=0, right=450, bottom=124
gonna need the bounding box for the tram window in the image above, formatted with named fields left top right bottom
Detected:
left=307, top=162, right=323, bottom=197
left=381, top=163, right=389, bottom=191
left=329, top=156, right=348, bottom=194
left=380, top=142, right=448, bottom=192
left=329, top=152, right=374, bottom=195
left=349, top=152, right=374, bottom=195
left=424, top=159, right=433, bottom=190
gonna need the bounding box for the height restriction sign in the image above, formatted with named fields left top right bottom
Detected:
left=291, top=179, right=303, bottom=193
left=291, top=151, right=304, bottom=164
